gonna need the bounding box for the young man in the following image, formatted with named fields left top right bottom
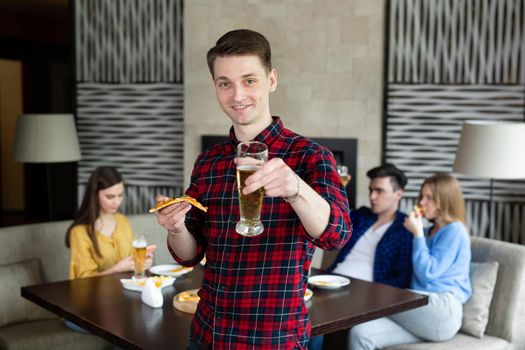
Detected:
left=309, top=164, right=412, bottom=350
left=329, top=163, right=413, bottom=287
left=154, top=29, right=351, bottom=349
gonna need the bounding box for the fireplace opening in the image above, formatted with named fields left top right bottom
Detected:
left=202, top=136, right=357, bottom=209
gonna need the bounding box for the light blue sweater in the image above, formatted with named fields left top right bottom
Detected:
left=412, top=221, right=472, bottom=303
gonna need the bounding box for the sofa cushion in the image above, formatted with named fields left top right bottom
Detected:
left=0, top=259, right=55, bottom=327
left=0, top=319, right=115, bottom=350
left=461, top=262, right=499, bottom=338
left=384, top=332, right=509, bottom=350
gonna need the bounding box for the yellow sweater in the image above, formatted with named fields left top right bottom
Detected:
left=68, top=213, right=134, bottom=279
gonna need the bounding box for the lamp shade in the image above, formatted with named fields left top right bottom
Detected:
left=453, top=121, right=525, bottom=179
left=12, top=114, right=82, bottom=163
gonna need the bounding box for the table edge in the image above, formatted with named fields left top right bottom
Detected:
left=21, top=285, right=143, bottom=350
left=310, top=294, right=429, bottom=336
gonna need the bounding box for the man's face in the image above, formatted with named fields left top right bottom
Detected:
left=368, top=177, right=403, bottom=216
left=212, top=55, right=277, bottom=128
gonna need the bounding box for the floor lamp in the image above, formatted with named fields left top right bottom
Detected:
left=12, top=114, right=82, bottom=221
left=453, top=121, right=525, bottom=238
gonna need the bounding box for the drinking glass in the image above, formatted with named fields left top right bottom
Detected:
left=337, top=165, right=350, bottom=187
left=132, top=235, right=147, bottom=279
left=236, top=141, right=268, bottom=237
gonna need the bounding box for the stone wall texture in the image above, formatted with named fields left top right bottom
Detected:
left=185, top=0, right=385, bottom=210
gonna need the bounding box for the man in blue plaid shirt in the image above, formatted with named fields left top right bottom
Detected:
left=310, top=163, right=412, bottom=350
left=329, top=163, right=413, bottom=287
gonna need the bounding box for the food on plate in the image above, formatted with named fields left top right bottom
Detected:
left=308, top=275, right=350, bottom=289
left=313, top=280, right=335, bottom=286
left=177, top=290, right=200, bottom=303
left=149, top=196, right=208, bottom=213
left=126, top=276, right=172, bottom=288
left=150, top=264, right=194, bottom=276
left=169, top=266, right=191, bottom=273
left=173, top=289, right=200, bottom=314
left=414, top=204, right=425, bottom=215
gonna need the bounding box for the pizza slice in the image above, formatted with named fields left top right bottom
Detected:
left=149, top=196, right=208, bottom=213
left=177, top=289, right=200, bottom=303
left=414, top=204, right=425, bottom=216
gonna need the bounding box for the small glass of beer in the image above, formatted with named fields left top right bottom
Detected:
left=236, top=141, right=268, bottom=237
left=132, top=235, right=147, bottom=279
left=337, top=165, right=350, bottom=187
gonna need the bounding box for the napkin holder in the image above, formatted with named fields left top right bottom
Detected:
left=141, top=278, right=163, bottom=308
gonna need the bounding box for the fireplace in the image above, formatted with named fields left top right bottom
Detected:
left=202, top=136, right=357, bottom=209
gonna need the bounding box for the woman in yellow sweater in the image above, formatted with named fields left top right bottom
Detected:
left=66, top=166, right=153, bottom=279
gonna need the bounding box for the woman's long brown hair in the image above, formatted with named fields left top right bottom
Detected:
left=65, top=167, right=123, bottom=257
left=421, top=173, right=466, bottom=224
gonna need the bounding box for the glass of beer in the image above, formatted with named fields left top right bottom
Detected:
left=337, top=165, right=350, bottom=187
left=236, top=141, right=268, bottom=237
left=132, top=235, right=147, bottom=279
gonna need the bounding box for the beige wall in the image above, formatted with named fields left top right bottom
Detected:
left=184, top=0, right=385, bottom=208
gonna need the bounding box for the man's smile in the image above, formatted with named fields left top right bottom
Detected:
left=232, top=104, right=250, bottom=110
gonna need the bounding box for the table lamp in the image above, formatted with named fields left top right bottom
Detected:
left=453, top=121, right=525, bottom=237
left=12, top=114, right=82, bottom=220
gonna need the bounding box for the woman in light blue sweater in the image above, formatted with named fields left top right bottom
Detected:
left=349, top=173, right=472, bottom=349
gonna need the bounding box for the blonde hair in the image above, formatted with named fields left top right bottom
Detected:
left=421, top=173, right=466, bottom=224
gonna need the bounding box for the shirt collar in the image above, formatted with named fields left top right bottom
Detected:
left=228, top=116, right=284, bottom=148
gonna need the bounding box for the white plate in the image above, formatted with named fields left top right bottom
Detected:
left=308, top=275, right=350, bottom=289
left=304, top=288, right=313, bottom=302
left=120, top=276, right=175, bottom=292
left=149, top=264, right=194, bottom=277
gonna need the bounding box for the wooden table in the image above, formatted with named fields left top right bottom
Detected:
left=22, top=267, right=427, bottom=349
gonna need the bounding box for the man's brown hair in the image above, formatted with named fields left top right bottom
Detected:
left=207, top=29, right=272, bottom=77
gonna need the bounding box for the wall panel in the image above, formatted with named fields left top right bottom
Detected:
left=75, top=0, right=184, bottom=214
left=385, top=0, right=525, bottom=241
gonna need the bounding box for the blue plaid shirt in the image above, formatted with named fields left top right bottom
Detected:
left=329, top=207, right=412, bottom=288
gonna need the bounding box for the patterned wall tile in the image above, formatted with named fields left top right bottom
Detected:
left=75, top=0, right=184, bottom=213
left=386, top=0, right=525, bottom=241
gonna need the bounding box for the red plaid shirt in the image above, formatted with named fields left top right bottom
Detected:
left=169, top=117, right=351, bottom=349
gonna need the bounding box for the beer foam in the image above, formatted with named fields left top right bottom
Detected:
left=237, top=165, right=259, bottom=171
left=132, top=239, right=147, bottom=248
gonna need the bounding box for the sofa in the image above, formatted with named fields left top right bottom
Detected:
left=320, top=236, right=525, bottom=350
left=0, top=214, right=171, bottom=350
left=385, top=236, right=525, bottom=350
left=2, top=217, right=525, bottom=350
